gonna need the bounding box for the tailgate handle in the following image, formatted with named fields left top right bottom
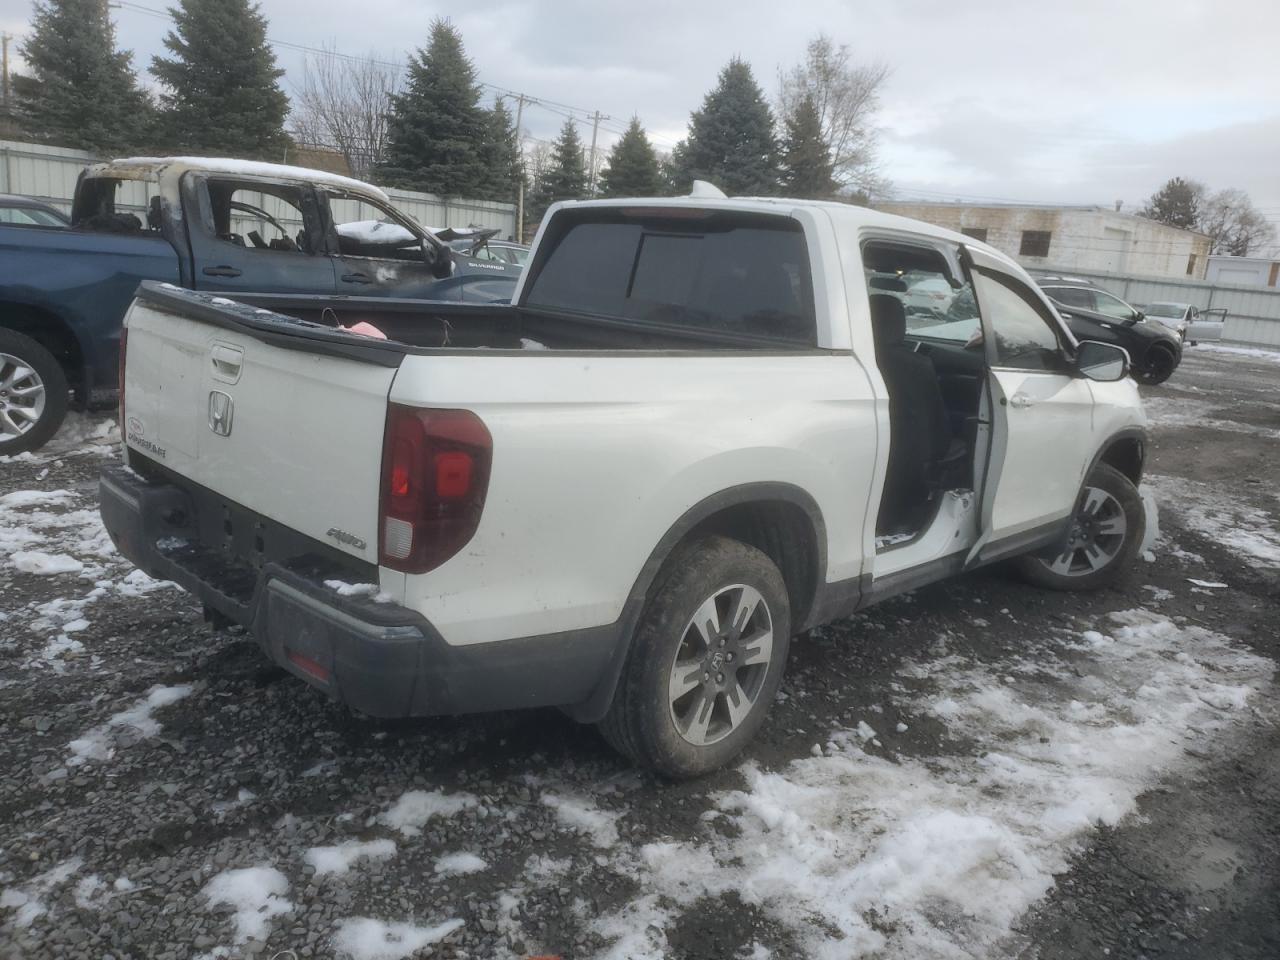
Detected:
left=210, top=342, right=244, bottom=383
left=203, top=265, right=243, bottom=278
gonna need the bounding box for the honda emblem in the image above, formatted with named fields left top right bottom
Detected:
left=208, top=391, right=234, bottom=437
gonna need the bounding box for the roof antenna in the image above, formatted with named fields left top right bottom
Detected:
left=689, top=180, right=727, bottom=199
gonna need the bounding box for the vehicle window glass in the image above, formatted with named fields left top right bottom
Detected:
left=974, top=271, right=1067, bottom=371
left=497, top=246, right=529, bottom=266
left=1091, top=290, right=1136, bottom=320
left=525, top=214, right=816, bottom=345
left=0, top=205, right=63, bottom=226
left=206, top=179, right=315, bottom=254
left=329, top=194, right=423, bottom=262
left=860, top=241, right=979, bottom=345
left=1045, top=286, right=1094, bottom=311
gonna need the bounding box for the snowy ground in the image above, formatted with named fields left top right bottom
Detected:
left=2, top=349, right=1278, bottom=960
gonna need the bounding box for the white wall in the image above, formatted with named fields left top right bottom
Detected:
left=877, top=203, right=1211, bottom=280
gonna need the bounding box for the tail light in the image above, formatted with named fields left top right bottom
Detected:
left=378, top=404, right=493, bottom=574
left=117, top=327, right=128, bottom=428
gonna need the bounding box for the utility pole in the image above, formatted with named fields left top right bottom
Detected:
left=513, top=94, right=527, bottom=242
left=1, top=34, right=11, bottom=118
left=587, top=110, right=602, bottom=196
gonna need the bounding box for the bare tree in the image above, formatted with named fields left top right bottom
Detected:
left=1196, top=188, right=1276, bottom=257
left=779, top=35, right=889, bottom=197
left=291, top=45, right=401, bottom=178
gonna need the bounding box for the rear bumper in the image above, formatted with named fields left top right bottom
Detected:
left=99, top=465, right=618, bottom=718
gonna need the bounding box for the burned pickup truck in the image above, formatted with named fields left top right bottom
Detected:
left=0, top=157, right=520, bottom=454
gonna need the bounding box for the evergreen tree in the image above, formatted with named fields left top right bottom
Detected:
left=529, top=119, right=586, bottom=223
left=668, top=58, right=780, bottom=196
left=1139, top=177, right=1203, bottom=230
left=598, top=118, right=663, bottom=198
left=380, top=19, right=489, bottom=196
left=780, top=94, right=836, bottom=198
left=151, top=0, right=289, bottom=157
left=479, top=97, right=523, bottom=203
left=12, top=0, right=153, bottom=152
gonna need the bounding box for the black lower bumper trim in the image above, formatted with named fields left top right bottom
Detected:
left=99, top=465, right=618, bottom=718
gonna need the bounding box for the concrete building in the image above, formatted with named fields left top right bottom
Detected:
left=875, top=201, right=1212, bottom=280
left=1206, top=255, right=1280, bottom=288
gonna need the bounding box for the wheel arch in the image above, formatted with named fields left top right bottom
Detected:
left=565, top=482, right=828, bottom=723
left=0, top=300, right=90, bottom=403
left=1091, top=427, right=1148, bottom=487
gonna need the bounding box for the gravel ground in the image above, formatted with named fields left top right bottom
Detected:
left=1, top=346, right=1277, bottom=960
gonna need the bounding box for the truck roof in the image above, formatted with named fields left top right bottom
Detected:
left=551, top=194, right=1022, bottom=273
left=85, top=156, right=388, bottom=202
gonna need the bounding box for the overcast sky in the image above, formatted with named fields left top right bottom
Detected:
left=2, top=0, right=1277, bottom=227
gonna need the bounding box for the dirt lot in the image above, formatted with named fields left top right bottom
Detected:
left=1, top=346, right=1277, bottom=960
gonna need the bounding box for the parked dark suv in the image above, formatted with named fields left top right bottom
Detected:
left=1035, top=276, right=1182, bottom=385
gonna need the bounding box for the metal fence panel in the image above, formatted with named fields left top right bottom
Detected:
left=1, top=139, right=515, bottom=236
left=1039, top=264, right=1280, bottom=347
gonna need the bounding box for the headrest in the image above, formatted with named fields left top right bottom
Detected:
left=869, top=293, right=907, bottom=346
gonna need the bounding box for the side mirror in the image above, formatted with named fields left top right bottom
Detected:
left=1130, top=310, right=1144, bottom=324
left=1076, top=340, right=1129, bottom=382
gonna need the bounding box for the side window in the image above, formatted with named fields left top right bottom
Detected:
left=861, top=239, right=980, bottom=346
left=1091, top=290, right=1136, bottom=321
left=329, top=194, right=423, bottom=262
left=973, top=271, right=1067, bottom=371
left=206, top=179, right=314, bottom=253
left=1046, top=286, right=1094, bottom=311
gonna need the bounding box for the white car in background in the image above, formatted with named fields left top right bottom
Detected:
left=903, top=273, right=956, bottom=318
left=1143, top=302, right=1226, bottom=345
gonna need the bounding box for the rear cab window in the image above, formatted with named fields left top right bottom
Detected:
left=522, top=209, right=817, bottom=347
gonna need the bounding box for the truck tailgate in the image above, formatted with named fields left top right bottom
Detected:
left=122, top=291, right=399, bottom=565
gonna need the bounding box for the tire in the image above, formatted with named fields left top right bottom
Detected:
left=598, top=535, right=792, bottom=778
left=0, top=329, right=69, bottom=456
left=1135, top=344, right=1178, bottom=385
left=1013, top=463, right=1145, bottom=592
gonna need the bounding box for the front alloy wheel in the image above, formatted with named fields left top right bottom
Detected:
left=1040, top=485, right=1127, bottom=577
left=1013, top=462, right=1145, bottom=592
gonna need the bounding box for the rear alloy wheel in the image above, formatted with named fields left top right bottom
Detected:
left=598, top=536, right=791, bottom=778
left=0, top=330, right=69, bottom=455
left=1136, top=344, right=1178, bottom=385
left=1014, top=463, right=1145, bottom=591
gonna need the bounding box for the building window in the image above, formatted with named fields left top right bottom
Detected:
left=1019, top=230, right=1051, bottom=258
left=961, top=227, right=988, bottom=243
left=1186, top=253, right=1197, bottom=276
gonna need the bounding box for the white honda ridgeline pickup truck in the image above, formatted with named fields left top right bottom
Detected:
left=101, top=190, right=1154, bottom=777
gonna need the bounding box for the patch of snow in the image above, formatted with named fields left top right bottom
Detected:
left=201, top=866, right=292, bottom=943
left=0, top=858, right=83, bottom=928
left=101, top=156, right=387, bottom=200
left=587, top=608, right=1273, bottom=958
left=433, top=852, right=487, bottom=876
left=67, top=684, right=195, bottom=764
left=336, top=219, right=417, bottom=245
left=379, top=789, right=478, bottom=836
left=305, top=839, right=397, bottom=877
left=541, top=792, right=620, bottom=848
left=1187, top=578, right=1228, bottom=589
left=1142, top=397, right=1280, bottom=441
left=11, top=550, right=84, bottom=575
left=520, top=337, right=548, bottom=350
left=1147, top=474, right=1280, bottom=567
left=324, top=579, right=393, bottom=603
left=210, top=297, right=237, bottom=306
left=331, top=917, right=463, bottom=960
left=1193, top=343, right=1280, bottom=363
